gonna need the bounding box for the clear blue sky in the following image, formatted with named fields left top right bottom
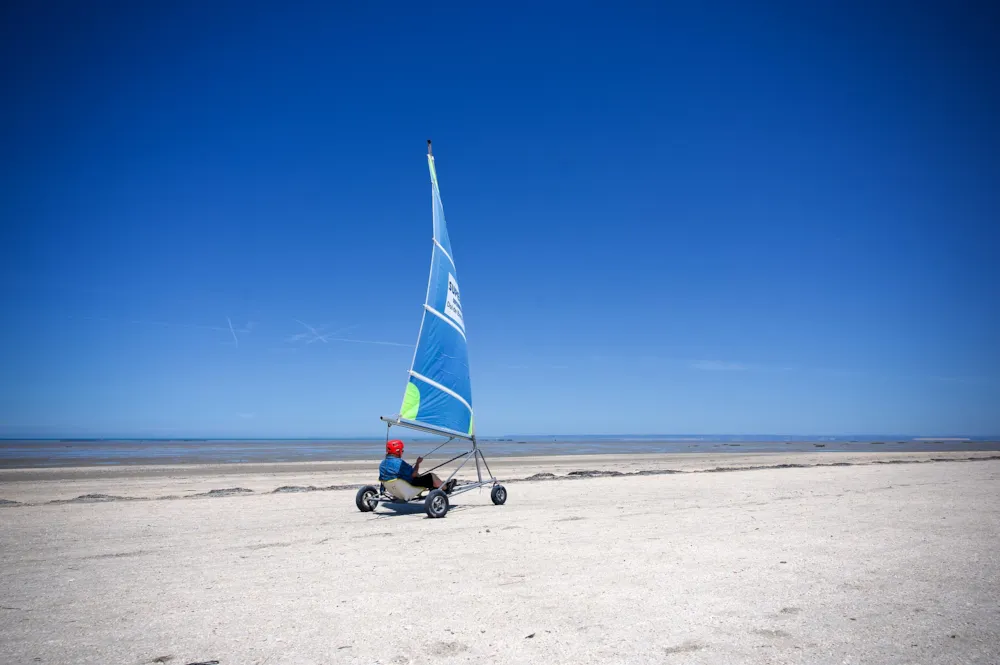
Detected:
left=1, top=1, right=997, bottom=438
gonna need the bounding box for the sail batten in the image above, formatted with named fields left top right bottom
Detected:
left=397, top=146, right=475, bottom=438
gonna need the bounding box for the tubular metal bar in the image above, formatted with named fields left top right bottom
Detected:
left=420, top=437, right=455, bottom=460
left=382, top=414, right=465, bottom=466
left=447, top=478, right=497, bottom=497
left=372, top=478, right=493, bottom=503
left=373, top=489, right=428, bottom=503
left=426, top=449, right=471, bottom=474
left=476, top=448, right=496, bottom=482
left=441, top=448, right=477, bottom=485
left=380, top=415, right=473, bottom=442
left=432, top=447, right=500, bottom=494
left=371, top=477, right=497, bottom=502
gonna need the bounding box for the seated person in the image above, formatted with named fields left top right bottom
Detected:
left=379, top=439, right=456, bottom=493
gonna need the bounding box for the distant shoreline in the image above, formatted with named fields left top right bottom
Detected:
left=0, top=437, right=998, bottom=470
left=1, top=450, right=998, bottom=505
left=3, top=435, right=993, bottom=442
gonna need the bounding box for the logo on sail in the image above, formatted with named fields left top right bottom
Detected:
left=445, top=273, right=464, bottom=331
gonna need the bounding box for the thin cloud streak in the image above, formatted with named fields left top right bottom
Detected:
left=691, top=360, right=751, bottom=372
left=291, top=319, right=328, bottom=343
left=690, top=359, right=798, bottom=373
left=928, top=375, right=996, bottom=385
left=325, top=337, right=413, bottom=348
left=286, top=321, right=408, bottom=347
left=288, top=321, right=361, bottom=344
left=74, top=315, right=254, bottom=334
left=0, top=422, right=185, bottom=433
left=227, top=317, right=239, bottom=347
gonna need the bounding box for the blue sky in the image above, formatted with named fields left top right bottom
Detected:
left=1, top=1, right=997, bottom=438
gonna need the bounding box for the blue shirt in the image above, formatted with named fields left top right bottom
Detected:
left=379, top=456, right=414, bottom=482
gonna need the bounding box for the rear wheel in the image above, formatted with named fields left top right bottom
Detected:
left=491, top=484, right=507, bottom=505
left=355, top=485, right=378, bottom=512
left=425, top=489, right=449, bottom=518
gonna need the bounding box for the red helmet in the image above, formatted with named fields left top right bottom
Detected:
left=386, top=439, right=404, bottom=456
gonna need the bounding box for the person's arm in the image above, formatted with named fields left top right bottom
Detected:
left=412, top=456, right=424, bottom=475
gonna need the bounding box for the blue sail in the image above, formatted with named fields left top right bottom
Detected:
left=398, top=145, right=475, bottom=438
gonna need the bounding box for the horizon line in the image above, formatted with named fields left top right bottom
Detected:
left=1, top=433, right=997, bottom=442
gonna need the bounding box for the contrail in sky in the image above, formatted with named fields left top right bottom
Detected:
left=292, top=319, right=329, bottom=343
left=287, top=320, right=410, bottom=347
left=324, top=337, right=413, bottom=348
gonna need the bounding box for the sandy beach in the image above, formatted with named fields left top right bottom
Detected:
left=2, top=451, right=998, bottom=664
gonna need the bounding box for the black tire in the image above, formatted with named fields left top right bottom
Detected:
left=355, top=485, right=378, bottom=512
left=425, top=489, right=449, bottom=518
left=491, top=484, right=507, bottom=505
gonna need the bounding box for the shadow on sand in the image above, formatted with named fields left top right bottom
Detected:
left=373, top=500, right=474, bottom=519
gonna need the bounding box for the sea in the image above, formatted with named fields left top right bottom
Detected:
left=1, top=435, right=997, bottom=468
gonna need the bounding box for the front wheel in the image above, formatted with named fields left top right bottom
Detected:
left=491, top=484, right=507, bottom=505
left=425, top=489, right=449, bottom=518
left=355, top=485, right=378, bottom=512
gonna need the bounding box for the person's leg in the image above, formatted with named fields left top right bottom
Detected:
left=413, top=473, right=456, bottom=493
left=410, top=473, right=439, bottom=489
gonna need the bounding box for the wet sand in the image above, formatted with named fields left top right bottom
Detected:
left=2, top=450, right=998, bottom=504
left=4, top=438, right=998, bottom=468
left=1, top=451, right=998, bottom=664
